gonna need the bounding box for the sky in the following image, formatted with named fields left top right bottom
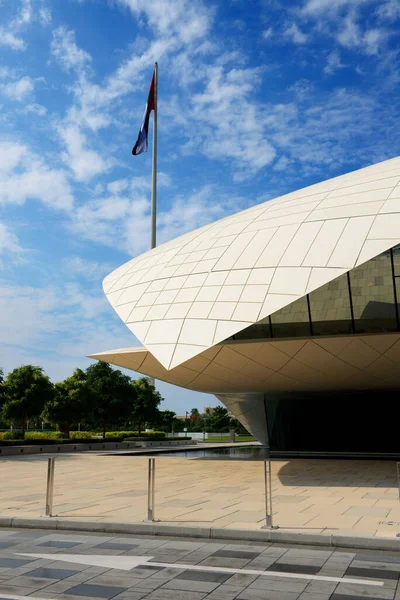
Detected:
left=1, top=0, right=400, bottom=414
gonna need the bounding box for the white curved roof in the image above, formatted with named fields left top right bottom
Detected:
left=103, top=156, right=400, bottom=370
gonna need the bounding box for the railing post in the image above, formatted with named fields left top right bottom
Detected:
left=261, top=457, right=276, bottom=529
left=147, top=458, right=156, bottom=521
left=45, top=457, right=55, bottom=517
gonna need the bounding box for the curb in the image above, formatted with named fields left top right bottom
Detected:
left=1, top=516, right=400, bottom=551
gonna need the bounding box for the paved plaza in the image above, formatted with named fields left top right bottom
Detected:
left=1, top=527, right=400, bottom=600
left=1, top=452, right=400, bottom=538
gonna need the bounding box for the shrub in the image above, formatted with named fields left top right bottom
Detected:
left=70, top=431, right=93, bottom=439
left=25, top=431, right=64, bottom=440
left=141, top=432, right=166, bottom=440
left=125, top=435, right=190, bottom=442
left=104, top=431, right=167, bottom=441
left=104, top=431, right=135, bottom=441
left=0, top=431, right=17, bottom=440
left=0, top=437, right=135, bottom=447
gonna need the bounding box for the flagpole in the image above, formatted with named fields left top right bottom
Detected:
left=149, top=63, right=158, bottom=390
left=151, top=62, right=158, bottom=250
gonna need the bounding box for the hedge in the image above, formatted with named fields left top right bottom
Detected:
left=0, top=437, right=131, bottom=447
left=104, top=431, right=167, bottom=441
left=125, top=436, right=191, bottom=442
left=0, top=436, right=192, bottom=447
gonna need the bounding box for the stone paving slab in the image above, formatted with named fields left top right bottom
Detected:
left=1, top=453, right=400, bottom=540
left=0, top=528, right=400, bottom=600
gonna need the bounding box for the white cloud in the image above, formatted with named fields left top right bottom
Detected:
left=0, top=28, right=26, bottom=50
left=324, top=49, right=345, bottom=74
left=337, top=16, right=387, bottom=54
left=107, top=179, right=130, bottom=195
left=363, top=28, right=386, bottom=55
left=106, top=173, right=171, bottom=196
left=0, top=277, right=135, bottom=380
left=0, top=141, right=74, bottom=211
left=0, top=223, right=24, bottom=257
left=337, top=14, right=362, bottom=47
left=51, top=26, right=92, bottom=73
left=263, top=27, right=273, bottom=40
left=63, top=256, right=115, bottom=281
left=302, top=0, right=370, bottom=17
left=177, top=65, right=276, bottom=178
left=273, top=156, right=290, bottom=172
left=58, top=124, right=111, bottom=182
left=11, top=0, right=32, bottom=27
left=267, top=87, right=388, bottom=172
left=70, top=184, right=249, bottom=256
left=0, top=0, right=50, bottom=51
left=114, top=0, right=212, bottom=44
left=284, top=23, right=309, bottom=44
left=0, top=76, right=34, bottom=101
left=39, top=7, right=51, bottom=25
left=300, top=0, right=393, bottom=58
left=24, top=102, right=47, bottom=116
left=378, top=0, right=400, bottom=19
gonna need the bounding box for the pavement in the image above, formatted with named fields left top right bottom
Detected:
left=1, top=449, right=400, bottom=539
left=1, top=527, right=400, bottom=600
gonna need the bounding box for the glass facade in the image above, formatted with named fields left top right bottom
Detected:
left=229, top=244, right=400, bottom=342
left=309, top=273, right=353, bottom=336
left=270, top=296, right=310, bottom=338
left=265, top=390, right=400, bottom=453
left=351, top=252, right=397, bottom=333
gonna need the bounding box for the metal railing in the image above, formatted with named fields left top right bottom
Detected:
left=35, top=453, right=278, bottom=527
left=45, top=457, right=55, bottom=517
left=262, top=459, right=274, bottom=529
left=146, top=458, right=157, bottom=522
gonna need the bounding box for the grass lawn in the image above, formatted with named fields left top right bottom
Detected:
left=200, top=435, right=256, bottom=443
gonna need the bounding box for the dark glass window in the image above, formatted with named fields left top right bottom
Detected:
left=270, top=296, right=310, bottom=338
left=233, top=319, right=271, bottom=340
left=308, top=272, right=353, bottom=336
left=349, top=252, right=397, bottom=333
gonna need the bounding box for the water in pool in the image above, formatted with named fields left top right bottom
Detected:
left=138, top=445, right=269, bottom=459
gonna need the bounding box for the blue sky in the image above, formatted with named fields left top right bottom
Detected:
left=1, top=0, right=400, bottom=414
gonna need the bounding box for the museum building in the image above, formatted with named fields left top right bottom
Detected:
left=90, top=156, right=400, bottom=455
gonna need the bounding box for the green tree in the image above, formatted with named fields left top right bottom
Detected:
left=229, top=417, right=249, bottom=435
left=42, top=369, right=93, bottom=438
left=156, top=409, right=177, bottom=432
left=2, top=365, right=54, bottom=439
left=190, top=408, right=199, bottom=425
left=0, top=368, right=8, bottom=429
left=0, top=368, right=5, bottom=405
left=209, top=405, right=231, bottom=432
left=131, top=377, right=163, bottom=434
left=85, top=362, right=133, bottom=438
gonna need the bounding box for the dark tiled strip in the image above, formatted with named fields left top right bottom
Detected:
left=345, top=567, right=399, bottom=581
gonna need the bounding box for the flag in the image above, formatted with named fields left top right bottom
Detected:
left=132, top=71, right=155, bottom=156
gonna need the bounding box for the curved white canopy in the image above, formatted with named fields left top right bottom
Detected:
left=102, top=156, right=400, bottom=370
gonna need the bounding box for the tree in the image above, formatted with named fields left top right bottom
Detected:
left=2, top=365, right=54, bottom=439
left=0, top=368, right=5, bottom=406
left=0, top=369, right=8, bottom=429
left=85, top=362, right=133, bottom=438
left=155, top=409, right=178, bottom=432
left=42, top=369, right=93, bottom=438
left=131, top=377, right=163, bottom=434
left=229, top=417, right=250, bottom=435
left=209, top=405, right=231, bottom=432
left=190, top=408, right=199, bottom=425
